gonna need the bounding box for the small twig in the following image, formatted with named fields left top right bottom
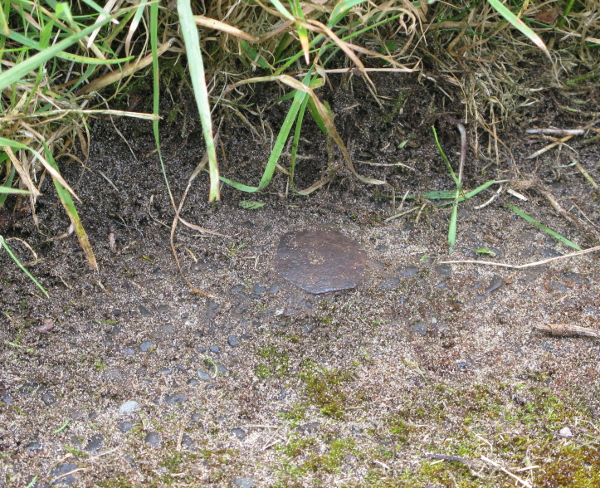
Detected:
left=526, top=128, right=586, bottom=136
left=534, top=324, right=600, bottom=339
left=481, top=456, right=532, bottom=488
left=423, top=453, right=477, bottom=468
left=384, top=206, right=418, bottom=222
left=442, top=244, right=600, bottom=269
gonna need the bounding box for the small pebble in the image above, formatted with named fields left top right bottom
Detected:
left=138, top=305, right=153, bottom=317
left=397, top=266, right=419, bottom=277
left=50, top=463, right=79, bottom=486
left=85, top=434, right=104, bottom=452
left=379, top=277, right=400, bottom=290
left=164, top=393, right=187, bottom=405
left=41, top=392, right=57, bottom=406
left=408, top=322, right=429, bottom=336
left=233, top=478, right=256, bottom=488
left=231, top=428, right=247, bottom=440
left=25, top=440, right=42, bottom=451
left=139, top=341, right=155, bottom=352
left=158, top=367, right=172, bottom=375
left=559, top=427, right=573, bottom=437
left=118, top=422, right=133, bottom=433
left=228, top=336, right=239, bottom=347
left=197, top=369, right=210, bottom=381
left=486, top=276, right=504, bottom=293
left=119, top=400, right=140, bottom=415
left=209, top=345, right=220, bottom=353
left=145, top=431, right=161, bottom=446
left=297, top=422, right=320, bottom=434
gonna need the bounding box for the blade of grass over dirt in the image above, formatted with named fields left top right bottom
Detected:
left=508, top=204, right=582, bottom=251
left=177, top=0, right=220, bottom=201
left=44, top=143, right=98, bottom=271
left=149, top=0, right=174, bottom=208
left=0, top=138, right=79, bottom=200
left=0, top=236, right=48, bottom=297
left=220, top=74, right=313, bottom=193
left=486, top=0, right=549, bottom=58
left=432, top=126, right=461, bottom=252
left=0, top=12, right=118, bottom=91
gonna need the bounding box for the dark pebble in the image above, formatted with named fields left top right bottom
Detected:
left=216, top=363, right=227, bottom=375
left=231, top=428, right=247, bottom=440
left=437, top=281, right=447, bottom=289
left=230, top=284, right=245, bottom=293
left=164, top=393, right=187, bottom=405
left=145, top=431, right=161, bottom=446
left=197, top=346, right=207, bottom=353
left=408, top=322, right=429, bottom=336
left=197, top=369, right=210, bottom=381
left=253, top=283, right=267, bottom=294
left=156, top=305, right=169, bottom=313
left=85, top=434, right=104, bottom=452
left=228, top=336, right=239, bottom=347
left=397, top=266, right=418, bottom=277
left=138, top=305, right=153, bottom=317
left=181, top=433, right=194, bottom=448
left=50, top=463, right=78, bottom=485
left=209, top=345, right=220, bottom=353
left=549, top=281, right=568, bottom=292
left=139, top=341, right=155, bottom=352
left=277, top=388, right=287, bottom=400
left=233, top=478, right=256, bottom=488
left=187, top=378, right=199, bottom=386
left=42, top=392, right=57, bottom=406
left=118, top=422, right=133, bottom=433
left=486, top=276, right=504, bottom=293
left=158, top=367, right=172, bottom=375
left=435, top=264, right=452, bottom=278
left=121, top=347, right=135, bottom=355
left=1, top=388, right=13, bottom=405
left=268, top=284, right=280, bottom=295
left=25, top=440, right=42, bottom=451
left=379, top=277, right=400, bottom=290
left=541, top=247, right=562, bottom=258
left=297, top=422, right=320, bottom=434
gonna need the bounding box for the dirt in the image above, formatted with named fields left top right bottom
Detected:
left=1, top=73, right=600, bottom=488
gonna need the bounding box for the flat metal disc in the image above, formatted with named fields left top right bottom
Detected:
left=275, top=229, right=367, bottom=294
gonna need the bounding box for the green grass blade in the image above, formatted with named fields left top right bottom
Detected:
left=177, top=0, right=219, bottom=201
left=508, top=204, right=582, bottom=251
left=431, top=126, right=460, bottom=189
left=0, top=13, right=117, bottom=91
left=289, top=94, right=310, bottom=190
left=329, top=0, right=368, bottom=27
left=0, top=235, right=48, bottom=297
left=448, top=203, right=458, bottom=253
left=44, top=143, right=98, bottom=271
left=220, top=74, right=312, bottom=192
left=150, top=0, right=174, bottom=207
left=486, top=0, right=549, bottom=57
left=0, top=186, right=30, bottom=195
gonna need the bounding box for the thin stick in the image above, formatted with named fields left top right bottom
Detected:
left=534, top=324, right=600, bottom=339
left=526, top=128, right=585, bottom=136
left=481, top=456, right=532, bottom=488
left=442, top=245, right=600, bottom=269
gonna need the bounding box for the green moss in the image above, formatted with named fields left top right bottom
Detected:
left=255, top=345, right=291, bottom=379
left=299, top=362, right=355, bottom=419
left=160, top=452, right=183, bottom=471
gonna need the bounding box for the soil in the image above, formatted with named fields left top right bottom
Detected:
left=1, top=73, right=600, bottom=488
